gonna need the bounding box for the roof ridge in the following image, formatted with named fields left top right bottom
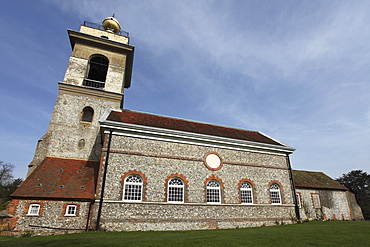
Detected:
left=292, top=170, right=348, bottom=191
left=105, top=109, right=289, bottom=147
left=293, top=169, right=324, bottom=174
left=118, top=108, right=259, bottom=133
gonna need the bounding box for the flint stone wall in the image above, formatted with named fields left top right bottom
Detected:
left=47, top=93, right=119, bottom=161
left=12, top=199, right=90, bottom=233
left=345, top=191, right=364, bottom=220
left=95, top=134, right=296, bottom=231
left=98, top=202, right=295, bottom=231
left=297, top=188, right=351, bottom=220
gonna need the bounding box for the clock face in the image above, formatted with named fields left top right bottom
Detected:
left=204, top=153, right=222, bottom=170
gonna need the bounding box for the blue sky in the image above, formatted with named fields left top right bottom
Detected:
left=1, top=0, right=369, bottom=179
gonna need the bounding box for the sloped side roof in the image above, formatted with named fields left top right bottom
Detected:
left=106, top=109, right=284, bottom=146
left=293, top=170, right=348, bottom=191
left=11, top=157, right=99, bottom=200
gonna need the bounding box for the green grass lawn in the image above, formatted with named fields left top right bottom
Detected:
left=1, top=221, right=369, bottom=247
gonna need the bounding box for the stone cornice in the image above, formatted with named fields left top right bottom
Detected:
left=67, top=29, right=134, bottom=52
left=58, top=82, right=123, bottom=103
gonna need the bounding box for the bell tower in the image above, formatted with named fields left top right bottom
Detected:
left=63, top=16, right=134, bottom=100
left=27, top=17, right=134, bottom=175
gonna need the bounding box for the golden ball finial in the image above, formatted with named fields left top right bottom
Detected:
left=102, top=16, right=121, bottom=34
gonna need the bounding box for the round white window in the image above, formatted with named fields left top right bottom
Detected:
left=204, top=153, right=222, bottom=170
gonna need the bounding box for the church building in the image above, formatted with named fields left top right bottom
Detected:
left=7, top=17, right=359, bottom=234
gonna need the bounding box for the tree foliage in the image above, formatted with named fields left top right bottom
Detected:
left=0, top=161, right=23, bottom=210
left=337, top=170, right=370, bottom=220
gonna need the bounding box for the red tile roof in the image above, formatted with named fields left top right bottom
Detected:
left=11, top=157, right=99, bottom=200
left=293, top=170, right=348, bottom=191
left=106, top=109, right=284, bottom=146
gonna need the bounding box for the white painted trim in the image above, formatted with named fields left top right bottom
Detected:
left=258, top=131, right=294, bottom=151
left=99, top=120, right=295, bottom=155
left=64, top=205, right=77, bottom=216
left=96, top=200, right=295, bottom=207
left=167, top=178, right=185, bottom=203
left=27, top=204, right=40, bottom=216
left=122, top=174, right=144, bottom=202
left=99, top=109, right=115, bottom=122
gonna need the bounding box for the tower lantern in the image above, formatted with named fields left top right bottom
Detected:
left=102, top=16, right=121, bottom=33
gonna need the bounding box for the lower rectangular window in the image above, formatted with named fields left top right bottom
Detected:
left=124, top=184, right=142, bottom=201
left=168, top=187, right=184, bottom=203
left=27, top=204, right=40, bottom=216
left=65, top=205, right=77, bottom=216
left=207, top=188, right=221, bottom=203
left=270, top=191, right=281, bottom=204
left=241, top=190, right=253, bottom=204
left=296, top=193, right=302, bottom=208
left=312, top=194, right=321, bottom=208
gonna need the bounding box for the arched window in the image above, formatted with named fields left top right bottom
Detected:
left=81, top=107, right=94, bottom=122
left=206, top=180, right=221, bottom=204
left=123, top=174, right=143, bottom=202
left=168, top=177, right=184, bottom=203
left=240, top=181, right=253, bottom=204
left=270, top=183, right=281, bottom=204
left=83, top=55, right=109, bottom=88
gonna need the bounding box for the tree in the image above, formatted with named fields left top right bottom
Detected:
left=337, top=170, right=370, bottom=220
left=0, top=161, right=23, bottom=210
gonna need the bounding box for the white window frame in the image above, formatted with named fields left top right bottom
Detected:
left=123, top=174, right=143, bottom=202
left=65, top=205, right=77, bottom=216
left=167, top=177, right=184, bottom=203
left=296, top=193, right=302, bottom=208
left=27, top=204, right=40, bottom=216
left=270, top=183, right=282, bottom=204
left=240, top=181, right=253, bottom=204
left=206, top=180, right=221, bottom=204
